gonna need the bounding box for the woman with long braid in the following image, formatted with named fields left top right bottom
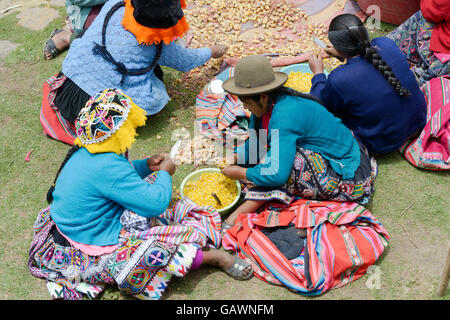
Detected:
left=309, top=14, right=427, bottom=155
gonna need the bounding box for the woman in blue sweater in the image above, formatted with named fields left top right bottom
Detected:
left=220, top=55, right=377, bottom=230
left=309, top=14, right=427, bottom=155
left=41, top=0, right=227, bottom=145
left=29, top=89, right=252, bottom=300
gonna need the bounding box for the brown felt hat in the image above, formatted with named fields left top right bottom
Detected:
left=222, top=55, right=288, bottom=96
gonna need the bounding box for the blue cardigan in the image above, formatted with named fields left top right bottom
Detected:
left=50, top=148, right=172, bottom=246
left=62, top=0, right=212, bottom=115
left=238, top=94, right=361, bottom=186
left=310, top=37, right=426, bottom=154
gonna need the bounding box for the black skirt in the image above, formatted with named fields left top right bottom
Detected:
left=53, top=72, right=91, bottom=125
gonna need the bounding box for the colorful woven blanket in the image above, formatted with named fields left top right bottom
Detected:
left=222, top=199, right=390, bottom=295
left=195, top=67, right=251, bottom=147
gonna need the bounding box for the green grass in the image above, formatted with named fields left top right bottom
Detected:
left=0, top=8, right=449, bottom=300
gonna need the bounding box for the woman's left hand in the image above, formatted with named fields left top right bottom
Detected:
left=308, top=53, right=325, bottom=75
left=221, top=165, right=247, bottom=180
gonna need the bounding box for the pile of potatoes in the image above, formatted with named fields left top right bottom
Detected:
left=184, top=0, right=347, bottom=71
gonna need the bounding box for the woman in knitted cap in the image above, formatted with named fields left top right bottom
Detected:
left=29, top=89, right=252, bottom=300
left=40, top=0, right=227, bottom=145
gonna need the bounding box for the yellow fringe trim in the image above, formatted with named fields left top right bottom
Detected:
left=75, top=101, right=147, bottom=155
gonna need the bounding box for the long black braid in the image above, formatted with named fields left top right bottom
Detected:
left=328, top=14, right=410, bottom=97
left=46, top=145, right=80, bottom=204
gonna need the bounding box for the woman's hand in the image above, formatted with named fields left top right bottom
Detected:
left=210, top=44, right=228, bottom=58
left=159, top=158, right=176, bottom=176
left=324, top=45, right=345, bottom=60
left=221, top=165, right=247, bottom=180
left=308, top=53, right=325, bottom=75
left=147, top=154, right=166, bottom=171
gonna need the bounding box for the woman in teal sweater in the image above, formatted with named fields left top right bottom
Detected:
left=28, top=89, right=252, bottom=300
left=221, top=56, right=377, bottom=229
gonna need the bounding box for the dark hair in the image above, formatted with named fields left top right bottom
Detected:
left=46, top=145, right=80, bottom=204
left=328, top=14, right=410, bottom=97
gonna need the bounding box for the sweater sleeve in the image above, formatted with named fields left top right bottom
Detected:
left=245, top=104, right=300, bottom=187
left=246, top=127, right=297, bottom=187
left=131, top=159, right=152, bottom=178
left=310, top=73, right=345, bottom=115
left=107, top=167, right=173, bottom=218
left=235, top=115, right=259, bottom=166
left=159, top=42, right=212, bottom=72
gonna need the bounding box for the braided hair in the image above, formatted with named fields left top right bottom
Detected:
left=328, top=14, right=410, bottom=97
left=46, top=145, right=81, bottom=204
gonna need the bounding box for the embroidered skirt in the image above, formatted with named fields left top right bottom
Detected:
left=387, top=11, right=450, bottom=85
left=242, top=145, right=378, bottom=205
left=28, top=196, right=222, bottom=300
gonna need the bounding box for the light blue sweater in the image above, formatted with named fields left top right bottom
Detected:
left=62, top=0, right=212, bottom=115
left=238, top=95, right=361, bottom=186
left=50, top=148, right=172, bottom=246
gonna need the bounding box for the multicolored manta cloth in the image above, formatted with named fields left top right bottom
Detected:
left=40, top=73, right=77, bottom=146
left=195, top=67, right=251, bottom=148
left=222, top=199, right=390, bottom=296
left=28, top=197, right=221, bottom=300
left=387, top=11, right=450, bottom=85
left=399, top=76, right=450, bottom=170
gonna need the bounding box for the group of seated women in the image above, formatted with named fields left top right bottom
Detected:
left=29, top=0, right=449, bottom=299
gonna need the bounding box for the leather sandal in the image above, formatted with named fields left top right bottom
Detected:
left=43, top=29, right=64, bottom=60
left=223, top=256, right=253, bottom=280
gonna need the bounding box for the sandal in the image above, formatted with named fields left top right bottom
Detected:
left=43, top=29, right=64, bottom=61
left=224, top=256, right=254, bottom=280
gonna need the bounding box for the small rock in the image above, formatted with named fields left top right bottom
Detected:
left=17, top=7, right=59, bottom=31
left=0, top=40, right=18, bottom=60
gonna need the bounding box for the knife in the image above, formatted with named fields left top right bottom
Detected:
left=313, top=36, right=327, bottom=49
left=169, top=140, right=182, bottom=159
left=313, top=36, right=345, bottom=62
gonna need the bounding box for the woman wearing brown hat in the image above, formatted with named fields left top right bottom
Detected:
left=220, top=55, right=378, bottom=230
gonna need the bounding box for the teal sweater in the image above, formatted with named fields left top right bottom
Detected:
left=238, top=95, right=361, bottom=186
left=50, top=148, right=172, bottom=246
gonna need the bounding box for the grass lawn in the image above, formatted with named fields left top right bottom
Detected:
left=0, top=7, right=449, bottom=300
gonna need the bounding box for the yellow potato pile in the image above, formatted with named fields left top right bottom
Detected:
left=283, top=71, right=314, bottom=93
left=183, top=172, right=238, bottom=209
left=184, top=0, right=348, bottom=72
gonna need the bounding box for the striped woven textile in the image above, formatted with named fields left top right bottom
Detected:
left=120, top=197, right=222, bottom=249
left=195, top=67, right=250, bottom=147
left=222, top=199, right=390, bottom=296
left=40, top=74, right=76, bottom=145
left=399, top=76, right=450, bottom=170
